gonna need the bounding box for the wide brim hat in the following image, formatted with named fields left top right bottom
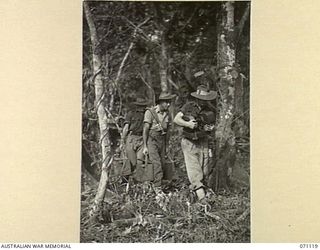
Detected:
left=132, top=97, right=150, bottom=106
left=191, top=85, right=217, bottom=101
left=158, top=92, right=176, bottom=100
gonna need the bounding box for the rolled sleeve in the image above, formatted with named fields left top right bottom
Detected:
left=143, top=109, right=153, bottom=124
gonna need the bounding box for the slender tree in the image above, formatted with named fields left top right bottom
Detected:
left=84, top=2, right=113, bottom=221
left=84, top=3, right=151, bottom=221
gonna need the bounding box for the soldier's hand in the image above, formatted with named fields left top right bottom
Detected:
left=187, top=119, right=198, bottom=129
left=204, top=124, right=215, bottom=131
left=143, top=146, right=149, bottom=155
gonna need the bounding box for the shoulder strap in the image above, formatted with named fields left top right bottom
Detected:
left=146, top=107, right=165, bottom=131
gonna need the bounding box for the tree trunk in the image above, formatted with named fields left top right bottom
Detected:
left=213, top=2, right=237, bottom=190
left=141, top=58, right=155, bottom=105
left=152, top=4, right=170, bottom=94
left=146, top=67, right=155, bottom=105
left=84, top=2, right=113, bottom=222
left=234, top=3, right=250, bottom=138
left=159, top=30, right=169, bottom=93
left=234, top=74, right=244, bottom=117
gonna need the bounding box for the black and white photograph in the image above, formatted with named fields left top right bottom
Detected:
left=81, top=1, right=250, bottom=243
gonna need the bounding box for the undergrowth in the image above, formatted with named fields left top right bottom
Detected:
left=80, top=174, right=250, bottom=243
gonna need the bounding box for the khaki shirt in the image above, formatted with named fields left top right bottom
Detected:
left=143, top=105, right=169, bottom=132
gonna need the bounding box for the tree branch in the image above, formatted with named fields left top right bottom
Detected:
left=96, top=19, right=114, bottom=48
left=104, top=106, right=121, bottom=133
left=138, top=72, right=155, bottom=105
left=172, top=7, right=198, bottom=37
left=236, top=2, right=250, bottom=42
left=114, top=18, right=151, bottom=86
left=123, top=17, right=153, bottom=44
left=168, top=77, right=179, bottom=90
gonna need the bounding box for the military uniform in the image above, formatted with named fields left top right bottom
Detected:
left=143, top=105, right=170, bottom=187
left=179, top=101, right=215, bottom=191
left=122, top=108, right=145, bottom=176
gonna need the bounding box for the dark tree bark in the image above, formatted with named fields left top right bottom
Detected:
left=234, top=3, right=250, bottom=138
left=234, top=74, right=244, bottom=117
left=236, top=2, right=250, bottom=45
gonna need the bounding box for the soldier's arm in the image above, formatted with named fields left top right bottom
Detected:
left=122, top=110, right=133, bottom=141
left=143, top=122, right=150, bottom=154
left=121, top=111, right=131, bottom=150
left=173, top=111, right=197, bottom=129
left=143, top=109, right=152, bottom=155
left=122, top=123, right=129, bottom=142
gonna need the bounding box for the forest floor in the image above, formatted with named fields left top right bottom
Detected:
left=80, top=152, right=250, bottom=243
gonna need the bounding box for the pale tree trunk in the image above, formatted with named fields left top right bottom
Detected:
left=158, top=29, right=177, bottom=134
left=159, top=31, right=169, bottom=93
left=152, top=3, right=170, bottom=94
left=84, top=2, right=113, bottom=222
left=213, top=2, right=237, bottom=190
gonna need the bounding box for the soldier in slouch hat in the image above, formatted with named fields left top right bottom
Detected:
left=121, top=96, right=150, bottom=180
left=142, top=92, right=176, bottom=193
left=174, top=85, right=217, bottom=201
